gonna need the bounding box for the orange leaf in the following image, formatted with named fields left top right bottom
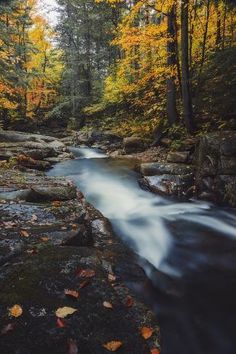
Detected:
left=125, top=296, right=134, bottom=308
left=140, top=326, right=153, bottom=339
left=65, top=289, right=80, bottom=299
left=103, top=301, right=113, bottom=309
left=151, top=349, right=160, bottom=354
left=79, top=279, right=91, bottom=289
left=71, top=224, right=78, bottom=230
left=103, top=340, right=122, bottom=351
left=20, top=230, right=29, bottom=238
left=76, top=268, right=95, bottom=278
left=57, top=318, right=66, bottom=328
left=9, top=305, right=23, bottom=318
left=52, top=201, right=62, bottom=208
left=41, top=237, right=49, bottom=242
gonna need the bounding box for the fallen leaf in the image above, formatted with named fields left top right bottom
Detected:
left=31, top=214, right=38, bottom=222
left=67, top=338, right=78, bottom=354
left=55, top=307, right=77, bottom=319
left=108, top=274, right=116, bottom=282
left=57, top=318, right=66, bottom=328
left=26, top=249, right=38, bottom=255
left=9, top=305, right=23, bottom=318
left=1, top=323, right=15, bottom=335
left=79, top=279, right=91, bottom=289
left=65, top=289, right=80, bottom=299
left=103, top=301, right=113, bottom=309
left=103, top=341, right=122, bottom=352
left=140, top=326, right=153, bottom=339
left=52, top=201, right=62, bottom=208
left=41, top=237, right=49, bottom=242
left=125, top=296, right=134, bottom=308
left=151, top=349, right=160, bottom=354
left=76, top=268, right=95, bottom=278
left=20, top=230, right=29, bottom=238
left=71, top=224, right=78, bottom=230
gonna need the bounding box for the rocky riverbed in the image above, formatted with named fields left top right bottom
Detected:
left=0, top=130, right=160, bottom=354
left=69, top=129, right=236, bottom=207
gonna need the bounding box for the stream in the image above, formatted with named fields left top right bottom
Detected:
left=48, top=147, right=236, bottom=354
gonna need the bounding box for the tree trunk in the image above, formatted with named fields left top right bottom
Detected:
left=215, top=1, right=222, bottom=46
left=166, top=5, right=179, bottom=125
left=181, top=0, right=195, bottom=133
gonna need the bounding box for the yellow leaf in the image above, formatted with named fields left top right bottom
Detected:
left=9, top=305, right=23, bottom=318
left=55, top=307, right=77, bottom=318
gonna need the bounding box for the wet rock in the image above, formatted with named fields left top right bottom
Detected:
left=195, top=131, right=236, bottom=206
left=0, top=130, right=57, bottom=144
left=26, top=185, right=77, bottom=202
left=0, top=247, right=159, bottom=354
left=160, top=138, right=172, bottom=147
left=140, top=174, right=194, bottom=198
left=167, top=151, right=190, bottom=163
left=123, top=137, right=145, bottom=154
left=140, top=162, right=193, bottom=176
left=16, top=156, right=51, bottom=171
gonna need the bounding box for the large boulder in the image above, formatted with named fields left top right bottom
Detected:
left=123, top=137, right=145, bottom=154
left=195, top=131, right=236, bottom=206
left=140, top=173, right=194, bottom=198
left=167, top=151, right=190, bottom=163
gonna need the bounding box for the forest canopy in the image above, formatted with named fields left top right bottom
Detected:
left=0, top=0, right=235, bottom=136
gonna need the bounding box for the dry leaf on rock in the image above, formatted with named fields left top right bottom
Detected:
left=76, top=268, right=95, bottom=278
left=108, top=274, right=116, bottom=282
left=71, top=224, right=78, bottom=230
left=41, top=236, right=49, bottom=242
left=140, top=326, right=153, bottom=339
left=151, top=349, right=160, bottom=354
left=9, top=305, right=23, bottom=318
left=79, top=279, right=91, bottom=289
left=20, top=230, right=29, bottom=238
left=52, top=201, right=62, bottom=208
left=55, top=307, right=77, bottom=318
left=57, top=318, right=66, bottom=328
left=103, top=301, right=113, bottom=309
left=103, top=341, right=122, bottom=352
left=31, top=214, right=38, bottom=222
left=65, top=289, right=80, bottom=299
left=125, top=296, right=134, bottom=308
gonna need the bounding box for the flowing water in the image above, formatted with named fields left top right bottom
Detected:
left=48, top=147, right=236, bottom=354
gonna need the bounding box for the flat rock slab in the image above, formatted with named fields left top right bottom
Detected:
left=0, top=246, right=159, bottom=354
left=140, top=162, right=193, bottom=176
left=167, top=151, right=190, bottom=163
left=0, top=170, right=77, bottom=202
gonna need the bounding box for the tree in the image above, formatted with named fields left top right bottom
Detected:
left=181, top=0, right=195, bottom=133
left=166, top=2, right=179, bottom=125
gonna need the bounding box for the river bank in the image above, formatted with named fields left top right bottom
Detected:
left=68, top=129, right=236, bottom=207
left=0, top=130, right=160, bottom=354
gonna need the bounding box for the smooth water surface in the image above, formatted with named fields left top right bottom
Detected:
left=48, top=147, right=236, bottom=354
